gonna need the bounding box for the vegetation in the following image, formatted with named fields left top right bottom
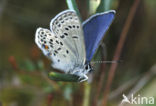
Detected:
left=0, top=0, right=156, bottom=106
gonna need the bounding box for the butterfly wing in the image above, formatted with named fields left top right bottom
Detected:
left=50, top=10, right=86, bottom=68
left=35, top=28, right=77, bottom=73
left=35, top=10, right=86, bottom=73
left=82, top=10, right=116, bottom=62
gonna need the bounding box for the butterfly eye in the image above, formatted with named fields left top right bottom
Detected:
left=85, top=65, right=88, bottom=70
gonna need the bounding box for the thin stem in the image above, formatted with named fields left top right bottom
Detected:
left=88, top=0, right=100, bottom=14
left=48, top=72, right=79, bottom=82
left=93, top=44, right=107, bottom=106
left=66, top=0, right=81, bottom=21
left=101, top=0, right=141, bottom=106
left=83, top=82, right=91, bottom=106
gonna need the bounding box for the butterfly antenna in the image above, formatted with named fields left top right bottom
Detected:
left=103, top=60, right=122, bottom=63
left=91, top=60, right=122, bottom=64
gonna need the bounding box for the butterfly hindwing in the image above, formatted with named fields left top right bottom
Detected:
left=82, top=10, right=116, bottom=62
left=35, top=28, right=77, bottom=73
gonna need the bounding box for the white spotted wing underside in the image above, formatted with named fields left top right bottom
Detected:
left=35, top=10, right=86, bottom=74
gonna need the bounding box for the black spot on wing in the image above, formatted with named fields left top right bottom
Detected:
left=41, top=31, right=44, bottom=34
left=55, top=21, right=58, bottom=25
left=73, top=25, right=75, bottom=28
left=68, top=25, right=72, bottom=29
left=49, top=41, right=53, bottom=44
left=60, top=35, right=65, bottom=38
left=54, top=50, right=58, bottom=54
left=72, top=36, right=78, bottom=39
left=65, top=28, right=69, bottom=30
left=56, top=40, right=59, bottom=44
left=60, top=42, right=63, bottom=46
left=64, top=33, right=68, bottom=36
left=57, top=48, right=61, bottom=50
left=58, top=24, right=61, bottom=27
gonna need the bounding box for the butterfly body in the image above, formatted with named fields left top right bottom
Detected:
left=35, top=10, right=115, bottom=82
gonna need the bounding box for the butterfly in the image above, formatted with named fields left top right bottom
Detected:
left=35, top=10, right=115, bottom=82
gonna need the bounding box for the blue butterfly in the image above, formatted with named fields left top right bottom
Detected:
left=35, top=10, right=115, bottom=82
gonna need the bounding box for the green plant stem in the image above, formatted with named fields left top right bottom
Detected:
left=96, top=0, right=112, bottom=12
left=66, top=0, right=81, bottom=21
left=83, top=82, right=90, bottom=106
left=48, top=72, right=79, bottom=82
left=88, top=0, right=100, bottom=15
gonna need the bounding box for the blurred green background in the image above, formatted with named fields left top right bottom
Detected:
left=0, top=0, right=156, bottom=106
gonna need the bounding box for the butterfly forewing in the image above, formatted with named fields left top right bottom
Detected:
left=82, top=10, right=115, bottom=62
left=50, top=10, right=86, bottom=66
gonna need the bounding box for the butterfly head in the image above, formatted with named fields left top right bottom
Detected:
left=69, top=62, right=93, bottom=82
left=84, top=63, right=93, bottom=74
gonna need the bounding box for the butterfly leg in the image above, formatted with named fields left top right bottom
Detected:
left=73, top=71, right=88, bottom=82
left=79, top=74, right=88, bottom=82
